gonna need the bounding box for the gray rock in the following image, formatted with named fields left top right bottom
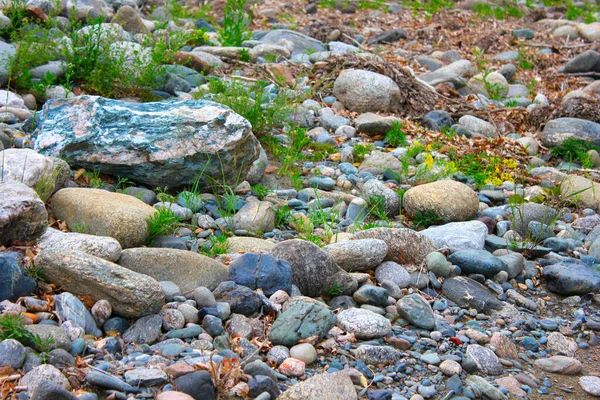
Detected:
left=560, top=175, right=600, bottom=211
left=374, top=261, right=410, bottom=288
left=352, top=228, right=438, bottom=271
left=123, top=314, right=162, bottom=344
left=28, top=379, right=78, bottom=400
left=66, top=0, right=113, bottom=21
left=361, top=179, right=401, bottom=217
left=333, top=70, right=401, bottom=113
left=448, top=250, right=507, bottom=278
left=509, top=202, right=558, bottom=237
left=36, top=248, right=164, bottom=318
left=0, top=181, right=47, bottom=246
left=564, top=50, right=600, bottom=74
left=124, top=368, right=168, bottom=386
left=278, top=371, right=357, bottom=400
left=269, top=300, right=335, bottom=346
left=0, top=339, right=26, bottom=369
left=21, top=365, right=70, bottom=398
left=492, top=250, right=524, bottom=279
left=0, top=252, right=37, bottom=302
left=353, top=344, right=403, bottom=365
left=37, top=227, right=121, bottom=262
left=31, top=96, right=260, bottom=190
left=0, top=148, right=69, bottom=200
left=366, top=28, right=407, bottom=44
left=541, top=117, right=600, bottom=147
left=229, top=252, right=292, bottom=296
left=355, top=113, right=402, bottom=136
left=466, top=375, right=508, bottom=400
left=246, top=146, right=268, bottom=185
left=422, top=110, right=453, bottom=131
left=418, top=60, right=473, bottom=87
left=353, top=284, right=388, bottom=306
left=580, top=376, right=600, bottom=397
left=213, top=281, right=262, bottom=316
left=543, top=261, right=600, bottom=295
left=336, top=308, right=391, bottom=339
left=421, top=221, right=487, bottom=252
left=323, top=239, right=387, bottom=272
left=118, top=247, right=228, bottom=292
left=86, top=370, right=133, bottom=392
left=466, top=344, right=502, bottom=375
left=534, top=356, right=582, bottom=375
left=271, top=239, right=357, bottom=297
left=358, top=150, right=403, bottom=175
left=396, top=294, right=435, bottom=330
left=24, top=325, right=72, bottom=351
left=457, top=115, right=499, bottom=138
left=441, top=276, right=503, bottom=313
left=55, top=292, right=102, bottom=336
left=0, top=41, right=16, bottom=86
left=403, top=180, right=479, bottom=223
left=259, top=29, right=326, bottom=57
left=233, top=200, right=275, bottom=233
left=426, top=251, right=451, bottom=278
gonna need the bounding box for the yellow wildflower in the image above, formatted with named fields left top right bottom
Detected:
left=424, top=153, right=434, bottom=169
left=502, top=158, right=517, bottom=169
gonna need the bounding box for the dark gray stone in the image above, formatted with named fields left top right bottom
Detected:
left=0, top=339, right=26, bottom=369
left=55, top=292, right=102, bottom=337
left=543, top=261, right=600, bottom=295
left=423, top=110, right=453, bottom=131
left=367, top=28, right=407, bottom=44
left=259, top=29, right=325, bottom=57
left=441, top=276, right=503, bottom=313
left=448, top=250, right=507, bottom=278
left=122, top=314, right=163, bottom=344
left=174, top=370, right=216, bottom=400
left=541, top=118, right=600, bottom=148
left=248, top=375, right=280, bottom=399
left=229, top=253, right=293, bottom=296
left=564, top=50, right=600, bottom=74
left=86, top=370, right=134, bottom=392
left=31, top=96, right=260, bottom=190
left=396, top=294, right=435, bottom=330
left=213, top=281, right=262, bottom=316
left=0, top=252, right=37, bottom=302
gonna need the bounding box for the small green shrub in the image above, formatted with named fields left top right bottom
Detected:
left=146, top=207, right=181, bottom=245
left=412, top=209, right=445, bottom=229
left=219, top=0, right=251, bottom=46
left=275, top=205, right=293, bottom=228
left=550, top=137, right=600, bottom=168
left=366, top=195, right=390, bottom=221
left=201, top=234, right=229, bottom=257
left=353, top=144, right=374, bottom=163
left=251, top=184, right=271, bottom=199
left=386, top=121, right=407, bottom=148
left=322, top=283, right=344, bottom=296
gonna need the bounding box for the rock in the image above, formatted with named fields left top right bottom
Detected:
left=403, top=180, right=479, bottom=223
left=396, top=294, right=435, bottom=330
left=259, top=29, right=326, bottom=57
left=564, top=50, right=600, bottom=73
left=270, top=300, right=335, bottom=346
left=352, top=228, right=438, bottom=270
left=355, top=113, right=403, bottom=136
left=421, top=221, right=487, bottom=252
left=225, top=237, right=275, bottom=253
left=173, top=370, right=216, bottom=400
left=336, top=308, right=391, bottom=339
left=323, top=239, right=388, bottom=272
left=0, top=339, right=26, bottom=369
left=37, top=228, right=121, bottom=262
left=124, top=368, right=168, bottom=387
left=51, top=188, right=156, bottom=248
left=534, top=356, right=583, bottom=375
left=248, top=375, right=280, bottom=398
left=367, top=28, right=407, bottom=44
left=66, top=0, right=113, bottom=21
left=374, top=261, right=410, bottom=288
left=32, top=96, right=260, bottom=190
left=279, top=371, right=357, bottom=400
left=118, top=248, right=228, bottom=292
left=271, top=239, right=357, bottom=297
left=543, top=261, right=600, bottom=295
left=21, top=365, right=70, bottom=398
left=490, top=332, right=518, bottom=360
left=333, top=70, right=401, bottom=113
left=493, top=251, right=524, bottom=279
left=290, top=343, right=318, bottom=365
left=246, top=146, right=268, bottom=185
left=580, top=376, right=600, bottom=397
left=111, top=5, right=147, bottom=34
left=0, top=252, right=37, bottom=302
left=0, top=182, right=48, bottom=246
left=229, top=252, right=292, bottom=296
left=358, top=150, right=403, bottom=175
left=441, top=277, right=503, bottom=313
left=466, top=344, right=502, bottom=375
left=439, top=359, right=462, bottom=376
left=541, top=117, right=600, bottom=147
left=554, top=25, right=579, bottom=39
left=547, top=332, right=578, bottom=357
left=123, top=314, right=163, bottom=344
left=279, top=357, right=305, bottom=377
left=361, top=179, right=401, bottom=217
left=156, top=393, right=195, bottom=400
left=457, top=115, right=499, bottom=138
left=468, top=72, right=509, bottom=98
left=55, top=292, right=102, bottom=336
left=36, top=248, right=164, bottom=318
left=448, top=250, right=507, bottom=278
left=466, top=375, right=507, bottom=400
left=560, top=175, right=600, bottom=211
left=425, top=252, right=451, bottom=278
left=24, top=325, right=72, bottom=351
left=577, top=23, right=600, bottom=42
left=422, top=110, right=454, bottom=131
left=0, top=148, right=69, bottom=200
left=353, top=345, right=402, bottom=365
left=233, top=200, right=275, bottom=233
left=418, top=60, right=473, bottom=87
left=213, top=281, right=262, bottom=316
left=509, top=202, right=558, bottom=236
left=86, top=370, right=133, bottom=392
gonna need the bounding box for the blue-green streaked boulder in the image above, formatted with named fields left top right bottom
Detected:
left=269, top=301, right=336, bottom=346
left=30, top=96, right=260, bottom=190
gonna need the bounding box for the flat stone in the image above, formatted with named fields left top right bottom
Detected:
left=403, top=180, right=479, bottom=223
left=124, top=368, right=168, bottom=386
left=580, top=376, right=600, bottom=397
left=534, top=356, right=583, bottom=375
left=225, top=237, right=275, bottom=253
left=467, top=344, right=502, bottom=375
left=421, top=221, right=488, bottom=252
left=396, top=294, right=435, bottom=330
left=543, top=261, right=600, bottom=295
left=441, top=276, right=503, bottom=313
left=336, top=308, right=392, bottom=339
left=37, top=227, right=121, bottom=262
left=448, top=250, right=507, bottom=278
left=541, top=117, right=600, bottom=147
left=279, top=371, right=357, bottom=400
left=0, top=252, right=37, bottom=302
left=123, top=314, right=163, bottom=344
left=333, top=70, right=401, bottom=113
left=323, top=239, right=388, bottom=272
left=353, top=345, right=402, bottom=365
left=270, top=300, right=336, bottom=346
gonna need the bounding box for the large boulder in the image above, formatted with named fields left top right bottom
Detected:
left=228, top=252, right=293, bottom=296
left=37, top=227, right=122, bottom=262
left=36, top=248, right=164, bottom=318
left=0, top=149, right=70, bottom=200
left=0, top=181, right=48, bottom=246
left=118, top=248, right=229, bottom=292
left=403, top=180, right=479, bottom=223
left=50, top=188, right=156, bottom=248
left=351, top=228, right=437, bottom=270
left=31, top=96, right=260, bottom=190
left=333, top=70, right=401, bottom=113
left=271, top=239, right=357, bottom=297
left=541, top=118, right=600, bottom=147
left=563, top=50, right=600, bottom=74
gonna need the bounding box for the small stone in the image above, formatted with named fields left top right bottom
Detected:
left=279, top=357, right=305, bottom=377
left=290, top=343, right=318, bottom=365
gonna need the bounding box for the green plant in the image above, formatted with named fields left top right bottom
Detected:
left=366, top=195, right=390, bottom=221
left=353, top=144, right=374, bottom=163
left=146, top=207, right=181, bottom=245
left=404, top=0, right=453, bottom=18
left=251, top=184, right=271, bottom=199
left=201, top=234, right=230, bottom=257
left=358, top=0, right=389, bottom=12
left=441, top=126, right=456, bottom=138
left=472, top=1, right=524, bottom=19
left=317, top=0, right=337, bottom=9
left=472, top=46, right=487, bottom=71
left=115, top=176, right=135, bottom=192
left=550, top=137, right=600, bottom=169
left=275, top=205, right=293, bottom=228
left=412, top=209, right=445, bottom=229
left=322, top=283, right=344, bottom=296
left=475, top=69, right=504, bottom=100
left=155, top=187, right=177, bottom=203
left=32, top=165, right=62, bottom=201
left=526, top=79, right=537, bottom=96
left=85, top=169, right=103, bottom=188
left=0, top=313, right=31, bottom=341
left=517, top=49, right=535, bottom=71
left=386, top=122, right=407, bottom=148
left=504, top=99, right=519, bottom=108
left=25, top=261, right=45, bottom=282
left=70, top=222, right=88, bottom=233
left=219, top=0, right=251, bottom=46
